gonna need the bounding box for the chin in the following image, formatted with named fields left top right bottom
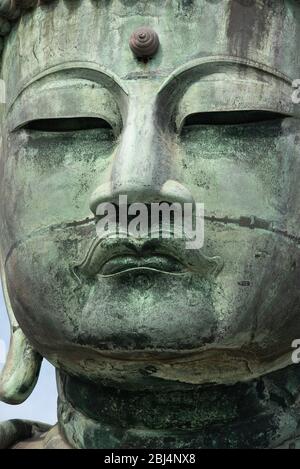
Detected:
left=42, top=335, right=292, bottom=392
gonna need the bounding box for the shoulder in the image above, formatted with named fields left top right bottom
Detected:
left=276, top=435, right=300, bottom=449
left=0, top=420, right=71, bottom=449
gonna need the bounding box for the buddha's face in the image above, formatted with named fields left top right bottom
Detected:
left=0, top=0, right=300, bottom=389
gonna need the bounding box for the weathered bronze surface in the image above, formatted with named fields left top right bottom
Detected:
left=0, top=0, right=300, bottom=449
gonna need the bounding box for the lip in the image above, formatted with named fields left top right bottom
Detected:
left=74, top=234, right=223, bottom=279
left=100, top=254, right=186, bottom=276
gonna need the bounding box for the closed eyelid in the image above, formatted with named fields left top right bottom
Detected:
left=18, top=117, right=114, bottom=133
left=5, top=63, right=129, bottom=135
left=175, top=80, right=293, bottom=132
left=7, top=83, right=123, bottom=136
left=181, top=110, right=287, bottom=129
left=154, top=56, right=294, bottom=132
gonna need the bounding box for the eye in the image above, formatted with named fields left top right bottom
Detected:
left=182, top=110, right=286, bottom=128
left=20, top=117, right=113, bottom=132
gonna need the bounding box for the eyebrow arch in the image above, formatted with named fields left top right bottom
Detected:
left=157, top=55, right=292, bottom=97
left=8, top=61, right=129, bottom=112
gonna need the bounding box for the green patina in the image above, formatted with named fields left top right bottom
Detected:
left=0, top=0, right=300, bottom=449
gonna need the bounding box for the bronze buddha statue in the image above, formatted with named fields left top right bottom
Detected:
left=0, top=0, right=300, bottom=449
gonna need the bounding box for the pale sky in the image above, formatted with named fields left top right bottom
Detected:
left=0, top=281, right=57, bottom=424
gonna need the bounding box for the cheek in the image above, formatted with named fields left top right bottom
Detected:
left=179, top=124, right=300, bottom=351
left=182, top=158, right=274, bottom=217
left=4, top=229, right=95, bottom=351
left=210, top=230, right=300, bottom=350
left=179, top=123, right=291, bottom=218
left=2, top=130, right=115, bottom=242
left=0, top=130, right=115, bottom=351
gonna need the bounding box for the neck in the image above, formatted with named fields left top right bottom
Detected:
left=57, top=366, right=300, bottom=449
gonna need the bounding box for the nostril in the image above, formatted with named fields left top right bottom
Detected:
left=89, top=180, right=194, bottom=216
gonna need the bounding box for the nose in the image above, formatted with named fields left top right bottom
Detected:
left=89, top=97, right=193, bottom=214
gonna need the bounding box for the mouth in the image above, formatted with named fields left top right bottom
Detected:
left=74, top=234, right=223, bottom=279
left=99, top=253, right=187, bottom=276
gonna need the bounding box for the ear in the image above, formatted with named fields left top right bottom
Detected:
left=0, top=265, right=42, bottom=404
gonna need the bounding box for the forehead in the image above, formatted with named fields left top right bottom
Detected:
left=2, top=0, right=300, bottom=99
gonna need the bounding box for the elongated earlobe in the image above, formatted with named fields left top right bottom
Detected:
left=0, top=327, right=42, bottom=404
left=0, top=268, right=42, bottom=404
